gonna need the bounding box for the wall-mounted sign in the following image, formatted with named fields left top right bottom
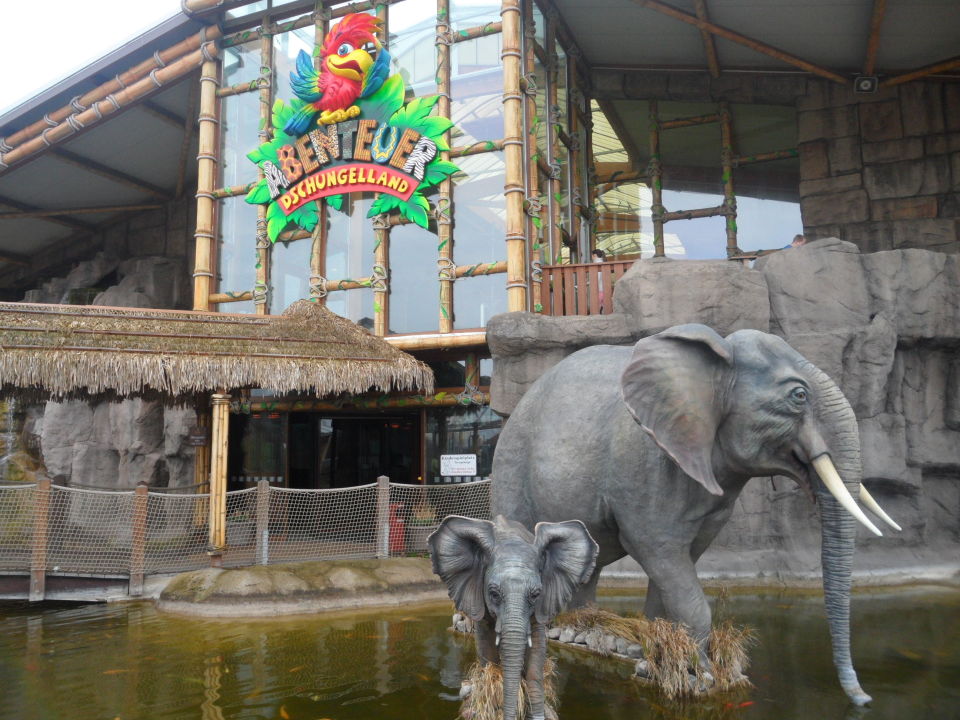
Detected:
left=245, top=13, right=460, bottom=241
left=440, top=454, right=477, bottom=477
left=186, top=425, right=210, bottom=447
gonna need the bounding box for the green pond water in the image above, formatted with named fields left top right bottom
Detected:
left=0, top=588, right=958, bottom=720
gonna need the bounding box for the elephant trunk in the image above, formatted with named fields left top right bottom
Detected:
left=498, top=603, right=530, bottom=720
left=806, top=364, right=872, bottom=706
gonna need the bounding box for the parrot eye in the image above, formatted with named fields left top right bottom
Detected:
left=337, top=42, right=354, bottom=56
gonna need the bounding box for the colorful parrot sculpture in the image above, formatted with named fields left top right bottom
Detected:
left=283, top=13, right=392, bottom=135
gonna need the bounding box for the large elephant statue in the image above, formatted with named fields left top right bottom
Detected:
left=429, top=514, right=598, bottom=720
left=491, top=324, right=900, bottom=706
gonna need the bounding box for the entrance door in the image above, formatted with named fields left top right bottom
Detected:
left=288, top=413, right=420, bottom=489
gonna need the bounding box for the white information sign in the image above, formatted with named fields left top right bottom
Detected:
left=440, top=454, right=477, bottom=477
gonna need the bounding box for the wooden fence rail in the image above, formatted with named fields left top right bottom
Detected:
left=541, top=261, right=634, bottom=316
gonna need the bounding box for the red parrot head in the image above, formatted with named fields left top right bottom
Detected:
left=322, top=13, right=382, bottom=82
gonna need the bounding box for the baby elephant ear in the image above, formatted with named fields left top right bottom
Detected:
left=533, top=520, right=599, bottom=624
left=620, top=324, right=734, bottom=496
left=428, top=516, right=495, bottom=621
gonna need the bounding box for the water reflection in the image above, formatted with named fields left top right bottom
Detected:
left=0, top=589, right=957, bottom=719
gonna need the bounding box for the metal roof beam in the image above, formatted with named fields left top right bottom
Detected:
left=51, top=149, right=172, bottom=199
left=863, top=0, right=886, bottom=76
left=0, top=194, right=95, bottom=233
left=0, top=203, right=163, bottom=220
left=630, top=0, right=848, bottom=84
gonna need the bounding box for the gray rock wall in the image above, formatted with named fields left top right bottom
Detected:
left=14, top=253, right=197, bottom=491
left=799, top=81, right=960, bottom=253
left=488, top=240, right=960, bottom=580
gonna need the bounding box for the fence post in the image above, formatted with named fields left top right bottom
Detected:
left=129, top=481, right=148, bottom=597
left=29, top=477, right=50, bottom=602
left=255, top=479, right=269, bottom=565
left=375, top=475, right=390, bottom=559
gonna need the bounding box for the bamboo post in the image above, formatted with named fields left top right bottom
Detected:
left=501, top=0, right=528, bottom=310
left=372, top=215, right=390, bottom=336
left=545, top=15, right=562, bottom=266
left=193, top=56, right=221, bottom=311
left=193, top=405, right=211, bottom=527
left=523, top=0, right=544, bottom=312
left=719, top=102, right=739, bottom=257
left=309, top=3, right=331, bottom=306
left=255, top=479, right=270, bottom=565
left=465, top=353, right=480, bottom=388
left=208, top=393, right=231, bottom=561
left=29, top=477, right=50, bottom=602
left=436, top=0, right=455, bottom=332
left=648, top=100, right=665, bottom=257
left=254, top=25, right=274, bottom=315
left=129, top=481, right=148, bottom=597
left=375, top=475, right=390, bottom=558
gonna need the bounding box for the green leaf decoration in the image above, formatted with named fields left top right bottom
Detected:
left=327, top=194, right=344, bottom=211
left=415, top=116, right=454, bottom=139
left=421, top=159, right=461, bottom=188
left=367, top=194, right=404, bottom=217
left=390, top=94, right=440, bottom=130
left=356, top=74, right=405, bottom=123
left=532, top=216, right=542, bottom=229
left=288, top=201, right=319, bottom=232
left=374, top=301, right=383, bottom=312
left=401, top=193, right=431, bottom=229
left=265, top=202, right=289, bottom=243
left=245, top=179, right=271, bottom=204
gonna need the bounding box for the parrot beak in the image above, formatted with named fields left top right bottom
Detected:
left=327, top=49, right=374, bottom=80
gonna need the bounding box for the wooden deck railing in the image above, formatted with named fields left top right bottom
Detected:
left=540, top=260, right=634, bottom=316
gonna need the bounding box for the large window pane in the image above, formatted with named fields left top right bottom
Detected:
left=424, top=405, right=501, bottom=483
left=270, top=237, right=311, bottom=312
left=218, top=196, right=257, bottom=313
left=450, top=0, right=501, bottom=30
left=389, top=0, right=436, bottom=91
left=454, top=273, right=506, bottom=329
left=388, top=222, right=439, bottom=334
left=324, top=194, right=377, bottom=324
left=452, top=151, right=505, bottom=265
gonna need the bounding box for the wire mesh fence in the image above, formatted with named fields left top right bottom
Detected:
left=0, top=477, right=492, bottom=584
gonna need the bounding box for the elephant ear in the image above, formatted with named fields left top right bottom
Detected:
left=620, top=323, right=734, bottom=496
left=428, top=515, right=495, bottom=621
left=533, top=520, right=599, bottom=624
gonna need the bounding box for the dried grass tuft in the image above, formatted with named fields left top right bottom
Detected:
left=459, top=659, right=557, bottom=720
left=554, top=605, right=649, bottom=646
left=641, top=618, right=705, bottom=700
left=708, top=619, right=756, bottom=690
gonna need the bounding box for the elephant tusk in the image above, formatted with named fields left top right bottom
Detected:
left=528, top=635, right=533, bottom=648
left=859, top=485, right=902, bottom=532
left=495, top=633, right=501, bottom=647
left=812, top=455, right=882, bottom=537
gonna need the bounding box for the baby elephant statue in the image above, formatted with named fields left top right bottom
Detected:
left=429, top=514, right=599, bottom=720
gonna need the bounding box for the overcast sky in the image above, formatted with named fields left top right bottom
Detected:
left=1, top=0, right=181, bottom=115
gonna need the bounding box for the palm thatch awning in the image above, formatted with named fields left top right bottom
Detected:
left=0, top=299, right=433, bottom=403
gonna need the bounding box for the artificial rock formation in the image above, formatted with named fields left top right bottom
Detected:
left=13, top=254, right=197, bottom=490
left=488, top=239, right=960, bottom=580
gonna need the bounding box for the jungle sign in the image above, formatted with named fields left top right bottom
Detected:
left=245, top=13, right=460, bottom=240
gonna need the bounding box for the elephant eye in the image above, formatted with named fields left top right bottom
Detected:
left=337, top=42, right=354, bottom=56
left=790, top=387, right=808, bottom=403
left=488, top=587, right=501, bottom=603
left=529, top=588, right=541, bottom=600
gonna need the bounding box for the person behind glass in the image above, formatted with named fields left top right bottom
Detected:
left=591, top=248, right=606, bottom=314
left=784, top=233, right=806, bottom=249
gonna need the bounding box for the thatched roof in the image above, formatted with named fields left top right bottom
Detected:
left=0, top=299, right=433, bottom=403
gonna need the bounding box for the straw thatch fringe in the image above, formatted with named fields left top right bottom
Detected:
left=0, top=300, right=433, bottom=403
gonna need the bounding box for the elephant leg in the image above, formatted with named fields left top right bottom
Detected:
left=643, top=580, right=667, bottom=620
left=475, top=617, right=500, bottom=666
left=524, top=622, right=548, bottom=720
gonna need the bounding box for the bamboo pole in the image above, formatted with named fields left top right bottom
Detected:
left=193, top=56, right=221, bottom=312
left=437, top=0, right=455, bottom=332
left=254, top=27, right=274, bottom=315
left=217, top=78, right=261, bottom=98
left=881, top=55, right=960, bottom=88
left=523, top=0, right=543, bottom=313
left=129, top=481, right=148, bottom=597
left=863, top=0, right=886, bottom=76
left=545, top=14, right=561, bottom=265
left=661, top=113, right=720, bottom=129
left=630, top=0, right=847, bottom=84
left=693, top=0, right=721, bottom=78
left=734, top=148, right=798, bottom=166
left=719, top=102, right=739, bottom=257
left=210, top=291, right=254, bottom=304
left=0, top=45, right=220, bottom=173
left=372, top=1, right=391, bottom=337
left=451, top=139, right=506, bottom=157
left=243, top=390, right=491, bottom=412
left=372, top=215, right=390, bottom=335
left=0, top=26, right=222, bottom=153
left=0, top=204, right=162, bottom=219
left=310, top=1, right=330, bottom=306
left=648, top=100, right=665, bottom=257
left=502, top=0, right=528, bottom=310
left=452, top=21, right=503, bottom=42
left=29, top=477, right=50, bottom=602
left=662, top=205, right=726, bottom=222
left=208, top=393, right=231, bottom=557
left=212, top=182, right=257, bottom=199
left=464, top=353, right=480, bottom=388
